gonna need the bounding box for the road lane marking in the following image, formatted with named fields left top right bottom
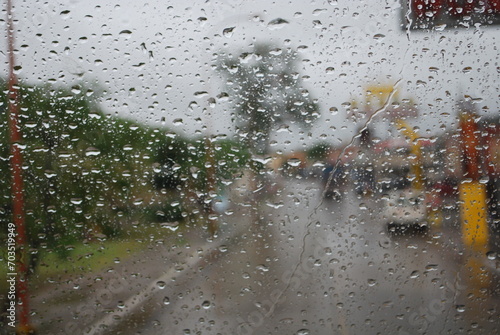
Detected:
left=85, top=237, right=231, bottom=335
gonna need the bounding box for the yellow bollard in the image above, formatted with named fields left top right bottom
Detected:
left=463, top=255, right=491, bottom=319
left=459, top=181, right=489, bottom=251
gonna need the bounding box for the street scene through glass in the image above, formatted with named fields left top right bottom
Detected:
left=0, top=1, right=499, bottom=334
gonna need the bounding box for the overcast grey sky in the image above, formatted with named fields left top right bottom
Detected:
left=3, top=0, right=499, bottom=152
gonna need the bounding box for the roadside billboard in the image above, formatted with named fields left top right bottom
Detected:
left=402, top=0, right=500, bottom=30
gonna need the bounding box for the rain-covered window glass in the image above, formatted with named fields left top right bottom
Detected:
left=1, top=1, right=499, bottom=334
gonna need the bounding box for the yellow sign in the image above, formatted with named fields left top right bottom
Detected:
left=459, top=181, right=489, bottom=251
left=365, top=85, right=399, bottom=110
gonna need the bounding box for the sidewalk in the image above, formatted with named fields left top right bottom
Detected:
left=435, top=205, right=500, bottom=295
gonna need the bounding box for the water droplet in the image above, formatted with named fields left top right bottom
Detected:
left=486, top=251, right=497, bottom=260
left=297, top=330, right=309, bottom=335
left=239, top=52, right=253, bottom=63
left=88, top=112, right=101, bottom=119
left=287, top=158, right=302, bottom=167
left=13, top=65, right=22, bottom=75
left=121, top=144, right=133, bottom=151
left=85, top=147, right=101, bottom=156
left=367, top=279, right=377, bottom=286
left=161, top=222, right=179, bottom=231
left=197, top=17, right=207, bottom=25
left=223, top=27, right=235, bottom=37
left=280, top=318, right=294, bottom=324
left=173, top=118, right=183, bottom=126
left=216, top=92, right=229, bottom=102
left=313, top=8, right=327, bottom=16
left=383, top=300, right=393, bottom=307
left=119, top=29, right=132, bottom=36
left=268, top=18, right=289, bottom=30
left=456, top=305, right=466, bottom=312
left=479, top=176, right=489, bottom=184
left=163, top=297, right=170, bottom=305
left=202, top=301, right=211, bottom=309
left=410, top=270, right=419, bottom=279
left=70, top=198, right=83, bottom=205
left=266, top=201, right=284, bottom=209
left=208, top=97, right=216, bottom=107
left=44, top=170, right=57, bottom=178
left=194, top=91, right=208, bottom=98
left=157, top=281, right=166, bottom=289
left=312, top=20, right=322, bottom=28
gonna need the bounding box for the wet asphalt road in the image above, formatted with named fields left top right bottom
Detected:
left=110, top=178, right=499, bottom=335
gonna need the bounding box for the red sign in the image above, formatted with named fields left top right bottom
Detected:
left=403, top=0, right=500, bottom=30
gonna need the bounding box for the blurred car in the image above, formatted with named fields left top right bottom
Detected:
left=353, top=165, right=375, bottom=196
left=322, top=164, right=347, bottom=200
left=383, top=188, right=427, bottom=232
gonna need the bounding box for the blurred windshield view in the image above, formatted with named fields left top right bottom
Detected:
left=1, top=1, right=499, bottom=334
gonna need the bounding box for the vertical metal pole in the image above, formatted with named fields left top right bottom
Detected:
left=6, top=0, right=32, bottom=333
left=204, top=136, right=217, bottom=236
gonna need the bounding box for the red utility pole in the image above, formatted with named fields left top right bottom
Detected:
left=6, top=0, right=32, bottom=333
